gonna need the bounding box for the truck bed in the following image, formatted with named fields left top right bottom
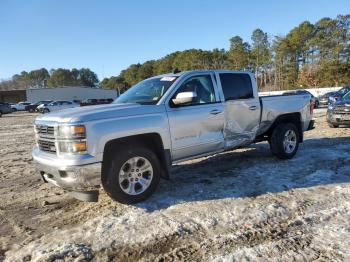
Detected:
left=257, top=94, right=312, bottom=136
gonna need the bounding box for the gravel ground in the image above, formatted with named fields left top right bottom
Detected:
left=0, top=109, right=350, bottom=261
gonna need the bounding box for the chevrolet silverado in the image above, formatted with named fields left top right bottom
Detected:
left=32, top=70, right=314, bottom=203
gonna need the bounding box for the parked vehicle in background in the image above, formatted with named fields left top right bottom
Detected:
left=97, top=98, right=114, bottom=104
left=80, top=99, right=97, bottom=106
left=0, top=102, right=13, bottom=117
left=283, top=89, right=319, bottom=108
left=8, top=103, right=16, bottom=112
left=40, top=101, right=80, bottom=113
left=25, top=100, right=53, bottom=113
left=328, top=86, right=350, bottom=104
left=327, top=91, right=350, bottom=128
left=13, top=102, right=31, bottom=111
left=80, top=99, right=98, bottom=106
left=80, top=98, right=114, bottom=106
left=37, top=103, right=51, bottom=112
left=33, top=70, right=314, bottom=204
left=318, top=91, right=336, bottom=107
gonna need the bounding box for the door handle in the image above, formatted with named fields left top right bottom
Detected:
left=210, top=109, right=222, bottom=115
left=249, top=106, right=257, bottom=110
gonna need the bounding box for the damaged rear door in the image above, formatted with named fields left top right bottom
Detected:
left=166, top=73, right=225, bottom=161
left=216, top=72, right=261, bottom=148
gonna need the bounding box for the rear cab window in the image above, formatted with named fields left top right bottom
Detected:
left=219, top=73, right=254, bottom=101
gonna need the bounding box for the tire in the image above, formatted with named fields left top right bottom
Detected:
left=29, top=108, right=34, bottom=113
left=270, top=123, right=300, bottom=159
left=0, top=111, right=2, bottom=117
left=328, top=123, right=339, bottom=128
left=43, top=108, right=50, bottom=113
left=102, top=145, right=160, bottom=204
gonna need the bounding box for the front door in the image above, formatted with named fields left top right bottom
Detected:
left=166, top=74, right=225, bottom=161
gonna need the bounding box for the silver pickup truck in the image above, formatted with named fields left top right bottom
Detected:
left=33, top=70, right=314, bottom=203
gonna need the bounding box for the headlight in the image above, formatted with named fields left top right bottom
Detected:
left=328, top=104, right=334, bottom=110
left=58, top=125, right=86, bottom=139
left=57, top=125, right=87, bottom=154
left=58, top=141, right=87, bottom=153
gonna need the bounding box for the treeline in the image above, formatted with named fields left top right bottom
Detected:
left=101, top=14, right=350, bottom=92
left=0, top=68, right=99, bottom=90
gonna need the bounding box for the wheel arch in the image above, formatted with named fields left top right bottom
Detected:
left=260, top=112, right=303, bottom=142
left=102, top=133, right=171, bottom=180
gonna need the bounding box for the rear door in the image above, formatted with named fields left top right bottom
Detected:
left=166, top=73, right=225, bottom=161
left=216, top=72, right=261, bottom=148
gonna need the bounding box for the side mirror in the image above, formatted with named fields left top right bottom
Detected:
left=172, top=91, right=197, bottom=105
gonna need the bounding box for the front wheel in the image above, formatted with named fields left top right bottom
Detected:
left=43, top=108, right=50, bottom=113
left=102, top=145, right=160, bottom=204
left=270, top=123, right=300, bottom=159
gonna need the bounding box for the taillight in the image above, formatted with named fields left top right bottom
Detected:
left=310, top=99, right=314, bottom=115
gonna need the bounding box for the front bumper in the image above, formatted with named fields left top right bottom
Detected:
left=327, top=112, right=350, bottom=125
left=33, top=147, right=101, bottom=191
left=319, top=100, right=328, bottom=106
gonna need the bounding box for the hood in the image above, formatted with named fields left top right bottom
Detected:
left=334, top=99, right=350, bottom=107
left=35, top=103, right=164, bottom=123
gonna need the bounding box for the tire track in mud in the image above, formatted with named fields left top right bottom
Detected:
left=94, top=190, right=349, bottom=261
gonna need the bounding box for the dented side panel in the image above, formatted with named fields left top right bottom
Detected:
left=258, top=94, right=312, bottom=136
left=223, top=99, right=261, bottom=148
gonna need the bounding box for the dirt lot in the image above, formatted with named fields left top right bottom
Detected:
left=1, top=109, right=350, bottom=261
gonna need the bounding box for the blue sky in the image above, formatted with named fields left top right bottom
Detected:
left=0, top=0, right=349, bottom=81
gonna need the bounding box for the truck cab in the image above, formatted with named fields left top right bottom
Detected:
left=33, top=70, right=313, bottom=203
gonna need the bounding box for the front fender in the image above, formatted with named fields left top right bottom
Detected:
left=85, top=112, right=171, bottom=161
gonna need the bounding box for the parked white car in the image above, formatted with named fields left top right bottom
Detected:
left=13, top=102, right=31, bottom=111
left=40, top=101, right=80, bottom=113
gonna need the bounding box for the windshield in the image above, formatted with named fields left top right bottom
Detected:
left=343, top=91, right=350, bottom=100
left=114, top=76, right=178, bottom=105
left=339, top=86, right=350, bottom=95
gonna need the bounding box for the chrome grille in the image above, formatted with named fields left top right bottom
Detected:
left=36, top=125, right=55, bottom=136
left=35, top=124, right=56, bottom=153
left=334, top=106, right=350, bottom=114
left=38, top=139, right=56, bottom=153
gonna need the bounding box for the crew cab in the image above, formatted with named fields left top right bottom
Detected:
left=32, top=70, right=314, bottom=203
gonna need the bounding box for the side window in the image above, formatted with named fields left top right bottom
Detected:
left=219, top=73, right=253, bottom=101
left=172, top=75, right=216, bottom=106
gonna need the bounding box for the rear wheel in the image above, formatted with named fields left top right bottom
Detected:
left=102, top=145, right=160, bottom=204
left=29, top=108, right=34, bottom=113
left=43, top=108, right=50, bottom=113
left=0, top=111, right=2, bottom=117
left=270, top=123, right=299, bottom=159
